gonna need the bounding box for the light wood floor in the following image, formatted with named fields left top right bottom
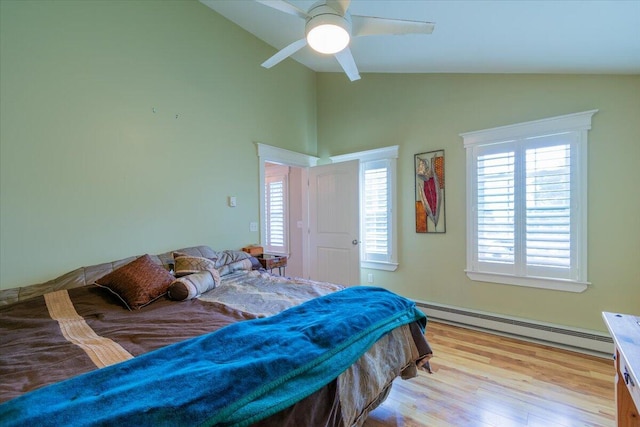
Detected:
left=364, top=321, right=616, bottom=427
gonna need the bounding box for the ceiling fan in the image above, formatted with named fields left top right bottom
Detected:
left=257, top=0, right=435, bottom=81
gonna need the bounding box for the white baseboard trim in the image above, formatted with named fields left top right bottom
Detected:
left=415, top=300, right=614, bottom=359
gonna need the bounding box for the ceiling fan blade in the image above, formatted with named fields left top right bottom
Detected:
left=325, top=0, right=350, bottom=15
left=255, top=0, right=309, bottom=19
left=261, top=38, right=307, bottom=69
left=334, top=47, right=361, bottom=81
left=351, top=15, right=435, bottom=37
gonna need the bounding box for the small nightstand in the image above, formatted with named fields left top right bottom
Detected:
left=258, top=254, right=287, bottom=276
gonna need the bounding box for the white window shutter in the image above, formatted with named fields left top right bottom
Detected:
left=264, top=165, right=289, bottom=255
left=362, top=160, right=390, bottom=261
left=462, top=110, right=596, bottom=292
left=525, top=141, right=572, bottom=272
left=477, top=149, right=515, bottom=267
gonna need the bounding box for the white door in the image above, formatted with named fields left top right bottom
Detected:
left=308, top=160, right=360, bottom=286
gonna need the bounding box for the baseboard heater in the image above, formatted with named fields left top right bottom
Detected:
left=415, top=300, right=614, bottom=358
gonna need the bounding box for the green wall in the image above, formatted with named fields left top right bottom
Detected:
left=317, top=73, right=640, bottom=331
left=0, top=0, right=317, bottom=289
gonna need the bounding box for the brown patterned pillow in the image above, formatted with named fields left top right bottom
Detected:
left=173, top=253, right=218, bottom=277
left=95, top=254, right=174, bottom=310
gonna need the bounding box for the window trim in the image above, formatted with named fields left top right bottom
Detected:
left=331, top=146, right=399, bottom=271
left=460, top=110, right=597, bottom=292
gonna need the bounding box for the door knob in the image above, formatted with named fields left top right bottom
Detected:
left=352, top=240, right=359, bottom=245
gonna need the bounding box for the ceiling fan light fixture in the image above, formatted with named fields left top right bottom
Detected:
left=306, top=13, right=351, bottom=54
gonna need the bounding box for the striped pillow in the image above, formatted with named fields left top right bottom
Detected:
left=173, top=253, right=217, bottom=277
left=167, top=271, right=217, bottom=301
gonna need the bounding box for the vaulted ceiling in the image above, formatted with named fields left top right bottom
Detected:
left=201, top=0, right=640, bottom=76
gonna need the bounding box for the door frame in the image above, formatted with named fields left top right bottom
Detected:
left=256, top=143, right=319, bottom=279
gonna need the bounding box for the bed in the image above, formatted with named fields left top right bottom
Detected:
left=0, top=245, right=432, bottom=426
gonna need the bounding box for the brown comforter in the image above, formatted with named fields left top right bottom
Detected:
left=0, top=286, right=258, bottom=403
left=0, top=252, right=432, bottom=426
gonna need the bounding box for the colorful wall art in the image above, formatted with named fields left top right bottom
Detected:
left=415, top=150, right=446, bottom=233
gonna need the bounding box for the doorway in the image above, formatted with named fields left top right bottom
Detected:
left=257, top=143, right=360, bottom=285
left=264, top=161, right=304, bottom=277
left=257, top=143, right=319, bottom=280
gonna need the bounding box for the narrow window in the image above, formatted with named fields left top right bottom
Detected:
left=331, top=146, right=398, bottom=271
left=362, top=159, right=390, bottom=263
left=264, top=164, right=289, bottom=255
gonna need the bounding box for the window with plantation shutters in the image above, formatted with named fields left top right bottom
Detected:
left=363, top=160, right=390, bottom=262
left=264, top=165, right=289, bottom=255
left=462, top=110, right=597, bottom=292
left=330, top=146, right=399, bottom=271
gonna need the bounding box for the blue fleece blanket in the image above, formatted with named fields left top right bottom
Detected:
left=0, top=286, right=426, bottom=427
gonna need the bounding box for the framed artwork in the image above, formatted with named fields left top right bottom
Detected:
left=415, top=150, right=445, bottom=233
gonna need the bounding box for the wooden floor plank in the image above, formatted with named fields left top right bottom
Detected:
left=364, top=321, right=615, bottom=427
